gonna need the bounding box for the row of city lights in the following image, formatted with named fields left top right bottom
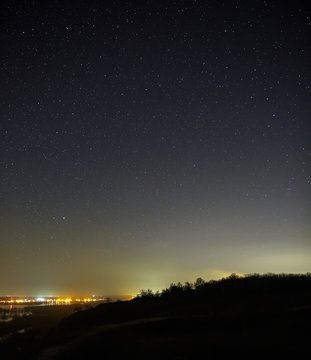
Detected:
left=0, top=298, right=98, bottom=304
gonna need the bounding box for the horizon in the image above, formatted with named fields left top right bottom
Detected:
left=1, top=270, right=310, bottom=299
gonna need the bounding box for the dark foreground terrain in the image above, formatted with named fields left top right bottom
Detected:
left=1, top=274, right=311, bottom=359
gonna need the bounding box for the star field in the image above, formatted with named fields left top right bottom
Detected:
left=0, top=0, right=310, bottom=296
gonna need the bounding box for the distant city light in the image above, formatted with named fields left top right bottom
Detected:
left=0, top=295, right=110, bottom=306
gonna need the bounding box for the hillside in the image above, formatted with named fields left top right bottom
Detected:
left=38, top=274, right=311, bottom=359
left=1, top=274, right=310, bottom=359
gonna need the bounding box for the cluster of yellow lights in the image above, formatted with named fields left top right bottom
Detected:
left=0, top=299, right=39, bottom=304
left=0, top=298, right=98, bottom=304
left=48, top=298, right=95, bottom=303
left=54, top=298, right=72, bottom=303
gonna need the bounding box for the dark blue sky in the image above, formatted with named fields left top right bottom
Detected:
left=1, top=0, right=310, bottom=296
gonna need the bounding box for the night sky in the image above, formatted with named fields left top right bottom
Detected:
left=1, top=0, right=310, bottom=296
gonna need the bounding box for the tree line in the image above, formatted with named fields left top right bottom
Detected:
left=137, top=272, right=311, bottom=298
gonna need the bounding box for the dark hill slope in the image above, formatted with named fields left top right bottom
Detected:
left=40, top=274, right=311, bottom=359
